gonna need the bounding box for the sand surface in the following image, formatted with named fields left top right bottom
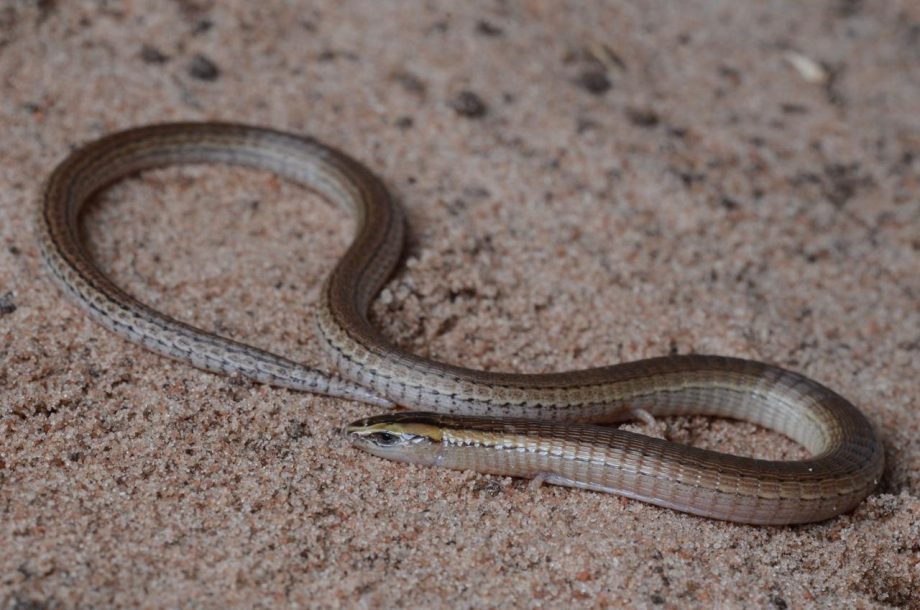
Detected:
left=1, top=1, right=918, bottom=608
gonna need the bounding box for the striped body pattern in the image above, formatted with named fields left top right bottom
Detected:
left=39, top=123, right=883, bottom=524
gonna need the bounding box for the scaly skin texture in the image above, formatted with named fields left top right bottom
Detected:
left=38, top=122, right=884, bottom=524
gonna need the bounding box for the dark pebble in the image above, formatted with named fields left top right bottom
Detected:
left=577, top=69, right=611, bottom=95
left=188, top=54, right=220, bottom=81
left=0, top=292, right=16, bottom=316
left=475, top=20, right=503, bottom=36
left=140, top=45, right=169, bottom=64
left=193, top=18, right=213, bottom=35
left=625, top=107, right=659, bottom=127
left=721, top=197, right=741, bottom=210
left=392, top=70, right=427, bottom=97
left=451, top=90, right=488, bottom=118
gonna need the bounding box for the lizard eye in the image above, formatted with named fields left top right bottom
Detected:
left=368, top=431, right=400, bottom=446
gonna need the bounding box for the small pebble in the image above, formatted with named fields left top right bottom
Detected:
left=188, top=54, right=220, bottom=81
left=140, top=44, right=169, bottom=64
left=577, top=69, right=611, bottom=95
left=625, top=107, right=659, bottom=127
left=451, top=90, right=488, bottom=118
left=193, top=19, right=213, bottom=35
left=0, top=292, right=16, bottom=316
left=475, top=20, right=503, bottom=36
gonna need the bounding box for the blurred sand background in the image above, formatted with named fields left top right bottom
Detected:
left=1, top=1, right=918, bottom=607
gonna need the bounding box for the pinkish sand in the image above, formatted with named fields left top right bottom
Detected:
left=1, top=1, right=918, bottom=608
